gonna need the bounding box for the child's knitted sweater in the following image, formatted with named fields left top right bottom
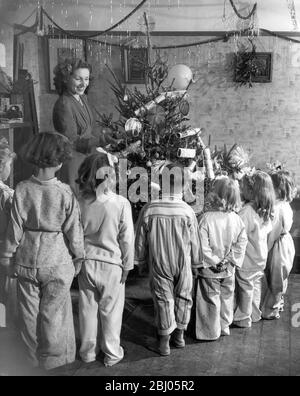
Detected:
left=2, top=176, right=84, bottom=268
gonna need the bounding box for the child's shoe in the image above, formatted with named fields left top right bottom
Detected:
left=279, top=297, right=285, bottom=312
left=158, top=335, right=171, bottom=356
left=232, top=319, right=251, bottom=328
left=104, top=346, right=124, bottom=367
left=171, top=329, right=185, bottom=348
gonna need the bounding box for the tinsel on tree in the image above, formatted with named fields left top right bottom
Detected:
left=97, top=58, right=203, bottom=169
left=96, top=51, right=211, bottom=219
left=96, top=14, right=251, bottom=218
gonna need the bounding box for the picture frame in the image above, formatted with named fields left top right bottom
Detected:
left=122, top=47, right=148, bottom=84
left=47, top=38, right=85, bottom=92
left=234, top=52, right=273, bottom=84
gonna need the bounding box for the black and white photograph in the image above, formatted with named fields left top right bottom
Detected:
left=0, top=0, right=300, bottom=381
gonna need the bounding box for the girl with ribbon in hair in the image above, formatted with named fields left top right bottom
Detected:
left=76, top=152, right=134, bottom=367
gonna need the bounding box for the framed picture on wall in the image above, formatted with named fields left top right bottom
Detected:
left=235, top=52, right=273, bottom=84
left=122, top=47, right=148, bottom=84
left=47, top=38, right=85, bottom=92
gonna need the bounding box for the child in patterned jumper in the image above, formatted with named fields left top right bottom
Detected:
left=195, top=177, right=248, bottom=340
left=0, top=138, right=16, bottom=328
left=0, top=132, right=84, bottom=370
left=76, top=153, right=134, bottom=367
left=261, top=169, right=296, bottom=320
left=234, top=170, right=275, bottom=328
left=135, top=163, right=202, bottom=356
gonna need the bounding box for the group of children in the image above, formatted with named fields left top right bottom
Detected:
left=0, top=131, right=296, bottom=370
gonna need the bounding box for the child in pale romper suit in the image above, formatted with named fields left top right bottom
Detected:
left=135, top=164, right=202, bottom=356
left=76, top=153, right=134, bottom=367
left=195, top=177, right=248, bottom=340
left=234, top=171, right=275, bottom=328
left=262, top=170, right=296, bottom=319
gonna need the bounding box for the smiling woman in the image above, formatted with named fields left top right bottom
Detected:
left=52, top=58, right=101, bottom=193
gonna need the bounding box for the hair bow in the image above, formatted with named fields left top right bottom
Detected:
left=96, top=147, right=118, bottom=167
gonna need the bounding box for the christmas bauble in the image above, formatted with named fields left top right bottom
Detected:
left=179, top=100, right=190, bottom=116
left=166, top=64, right=193, bottom=91
left=125, top=118, right=142, bottom=137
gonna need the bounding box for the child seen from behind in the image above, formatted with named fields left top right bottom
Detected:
left=261, top=169, right=296, bottom=319
left=195, top=176, right=248, bottom=340
left=76, top=152, right=134, bottom=367
left=234, top=170, right=275, bottom=328
left=0, top=132, right=84, bottom=370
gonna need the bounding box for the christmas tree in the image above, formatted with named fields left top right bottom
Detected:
left=96, top=55, right=213, bottom=219
left=96, top=14, right=250, bottom=219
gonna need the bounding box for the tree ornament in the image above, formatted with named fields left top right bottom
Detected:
left=134, top=90, right=186, bottom=117
left=177, top=148, right=196, bottom=158
left=166, top=64, right=193, bottom=90
left=176, top=128, right=202, bottom=139
left=203, top=147, right=215, bottom=180
left=125, top=118, right=143, bottom=137
left=179, top=100, right=190, bottom=116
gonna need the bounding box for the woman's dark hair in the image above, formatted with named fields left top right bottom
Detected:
left=53, top=58, right=93, bottom=95
left=204, top=176, right=241, bottom=212
left=243, top=170, right=275, bottom=222
left=21, top=132, right=72, bottom=168
left=270, top=170, right=296, bottom=202
left=76, top=153, right=113, bottom=199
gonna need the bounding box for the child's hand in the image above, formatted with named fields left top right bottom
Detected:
left=121, top=269, right=130, bottom=284
left=7, top=265, right=18, bottom=279
left=211, top=259, right=230, bottom=273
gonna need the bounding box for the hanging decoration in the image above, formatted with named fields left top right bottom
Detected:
left=14, top=3, right=300, bottom=48
left=286, top=0, right=299, bottom=30
left=228, top=0, right=257, bottom=20
left=234, top=37, right=259, bottom=87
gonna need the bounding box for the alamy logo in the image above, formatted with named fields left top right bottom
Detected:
left=96, top=160, right=204, bottom=205
left=291, top=303, right=300, bottom=328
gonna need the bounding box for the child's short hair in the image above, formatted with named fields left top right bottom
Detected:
left=0, top=138, right=16, bottom=171
left=204, top=176, right=241, bottom=212
left=248, top=170, right=275, bottom=222
left=76, top=153, right=113, bottom=198
left=160, top=163, right=186, bottom=196
left=21, top=132, right=72, bottom=168
left=270, top=170, right=296, bottom=202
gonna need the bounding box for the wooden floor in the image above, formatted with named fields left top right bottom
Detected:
left=0, top=273, right=300, bottom=376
